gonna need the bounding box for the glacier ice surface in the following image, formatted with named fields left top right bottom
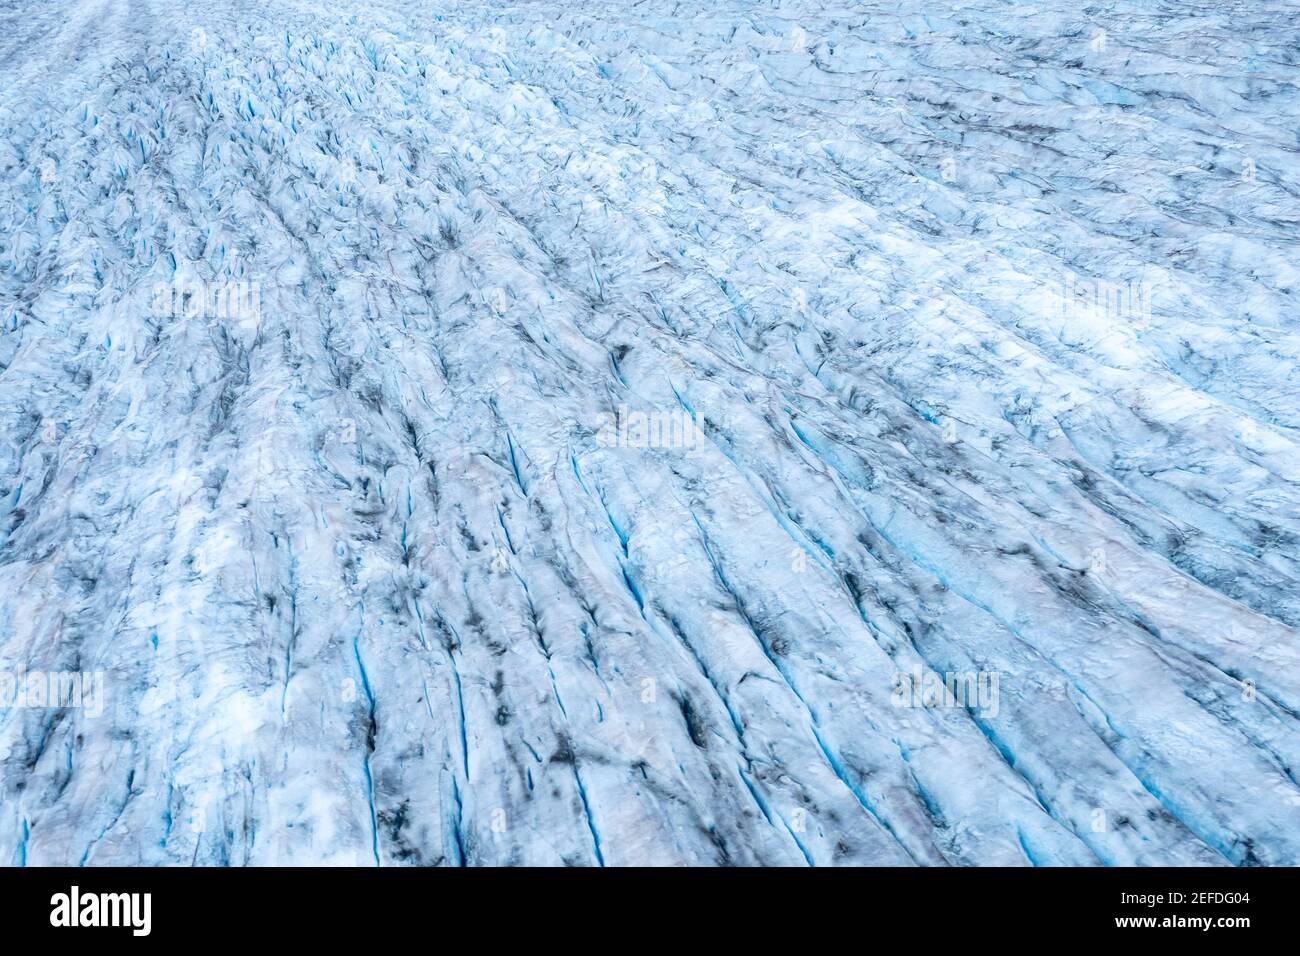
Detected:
left=0, top=0, right=1298, bottom=865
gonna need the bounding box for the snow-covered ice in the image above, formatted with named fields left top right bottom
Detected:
left=0, top=0, right=1297, bottom=865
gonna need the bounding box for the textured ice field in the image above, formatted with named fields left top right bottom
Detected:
left=1, top=0, right=1298, bottom=865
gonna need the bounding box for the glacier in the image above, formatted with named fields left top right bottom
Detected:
left=0, top=0, right=1297, bottom=866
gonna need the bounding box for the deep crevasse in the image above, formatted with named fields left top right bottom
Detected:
left=0, top=0, right=1297, bottom=865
